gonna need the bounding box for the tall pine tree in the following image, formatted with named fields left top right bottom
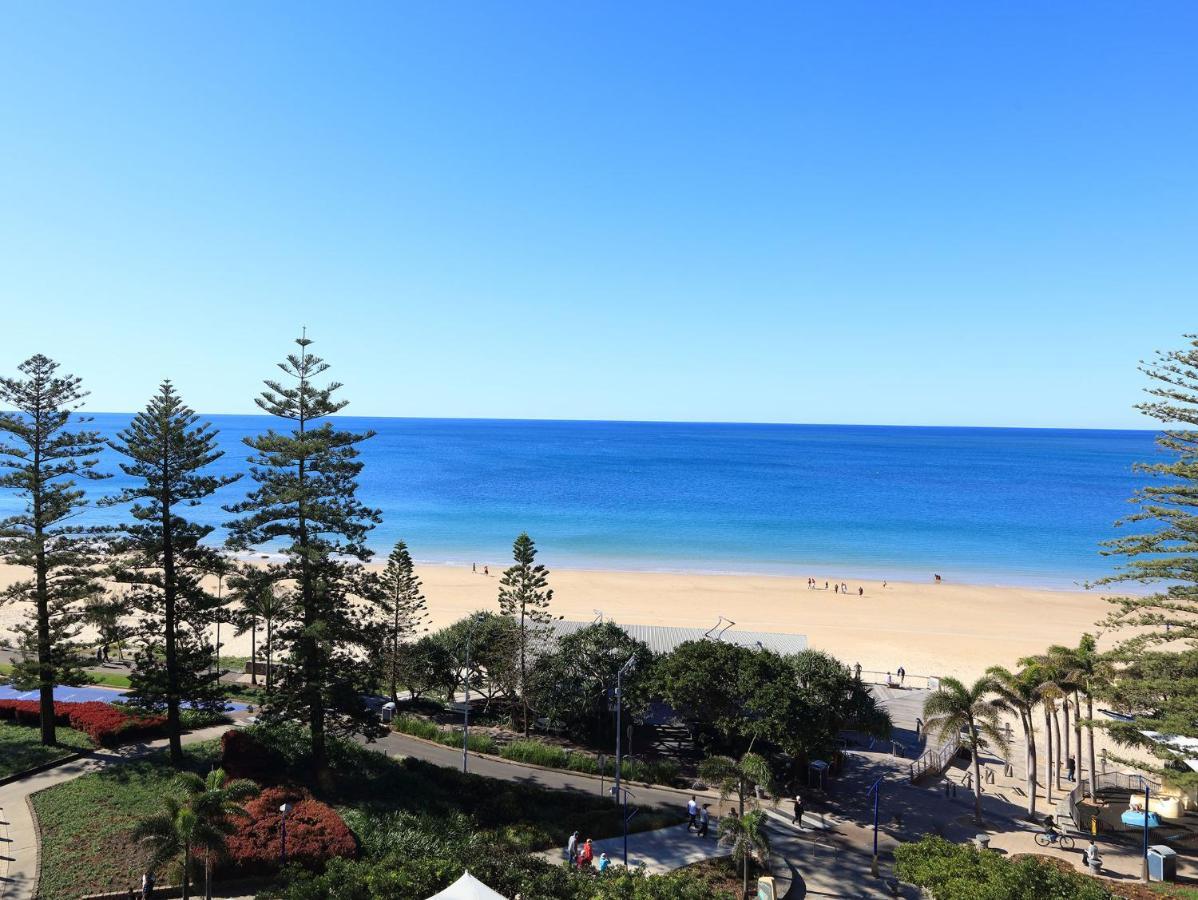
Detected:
left=1099, top=334, right=1198, bottom=776
left=102, top=381, right=239, bottom=765
left=0, top=355, right=107, bottom=745
left=370, top=540, right=429, bottom=704
left=497, top=532, right=556, bottom=736
left=225, top=334, right=380, bottom=776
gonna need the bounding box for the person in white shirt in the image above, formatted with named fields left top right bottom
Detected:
left=686, top=796, right=699, bottom=832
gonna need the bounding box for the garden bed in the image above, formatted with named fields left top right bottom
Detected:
left=0, top=721, right=92, bottom=780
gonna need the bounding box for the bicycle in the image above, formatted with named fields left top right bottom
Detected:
left=1034, top=831, right=1075, bottom=850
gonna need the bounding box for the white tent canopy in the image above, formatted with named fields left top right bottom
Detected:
left=425, top=871, right=508, bottom=900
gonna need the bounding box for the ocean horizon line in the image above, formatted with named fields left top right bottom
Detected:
left=70, top=411, right=1161, bottom=434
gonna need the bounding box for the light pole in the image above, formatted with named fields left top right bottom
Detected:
left=867, top=777, right=882, bottom=876
left=1140, top=776, right=1151, bottom=882
left=611, top=784, right=637, bottom=866
left=462, top=613, right=484, bottom=774
left=279, top=801, right=293, bottom=865
left=613, top=654, right=637, bottom=806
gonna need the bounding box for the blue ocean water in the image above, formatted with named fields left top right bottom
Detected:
left=0, top=415, right=1161, bottom=587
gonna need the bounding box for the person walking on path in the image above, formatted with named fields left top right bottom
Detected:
left=567, top=830, right=579, bottom=865
left=792, top=794, right=804, bottom=827
left=697, top=804, right=710, bottom=837
left=897, top=666, right=906, bottom=686
left=598, top=852, right=610, bottom=872
left=577, top=838, right=594, bottom=870
left=686, top=796, right=699, bottom=832
left=1067, top=756, right=1077, bottom=783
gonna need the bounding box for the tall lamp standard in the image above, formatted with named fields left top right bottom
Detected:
left=613, top=654, right=637, bottom=806
left=867, top=777, right=882, bottom=876
left=279, top=801, right=293, bottom=865
left=1140, top=776, right=1151, bottom=882
left=462, top=613, right=485, bottom=774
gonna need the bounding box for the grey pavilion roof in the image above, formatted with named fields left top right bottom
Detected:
left=547, top=619, right=807, bottom=657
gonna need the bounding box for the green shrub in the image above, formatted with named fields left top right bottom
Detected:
left=391, top=714, right=498, bottom=754
left=894, top=835, right=1111, bottom=899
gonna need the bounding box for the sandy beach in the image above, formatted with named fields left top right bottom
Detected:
left=0, top=562, right=1118, bottom=682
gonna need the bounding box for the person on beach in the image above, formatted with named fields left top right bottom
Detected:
left=472, top=562, right=476, bottom=573
left=567, top=830, right=579, bottom=865
left=697, top=804, right=710, bottom=837
left=841, top=582, right=847, bottom=593
left=858, top=586, right=863, bottom=596
left=577, top=838, right=594, bottom=869
left=792, top=794, right=804, bottom=827
left=824, top=580, right=828, bottom=590
left=897, top=666, right=906, bottom=686
left=934, top=573, right=942, bottom=584
left=598, top=852, right=610, bottom=872
left=834, top=583, right=839, bottom=594
left=484, top=565, right=489, bottom=576
left=686, top=796, right=698, bottom=832
left=883, top=580, right=888, bottom=588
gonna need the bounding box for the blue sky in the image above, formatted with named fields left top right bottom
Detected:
left=1, top=3, right=1195, bottom=428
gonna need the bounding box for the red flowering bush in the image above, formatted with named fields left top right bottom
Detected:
left=0, top=699, right=166, bottom=747
left=220, top=728, right=284, bottom=784
left=225, top=786, right=357, bottom=874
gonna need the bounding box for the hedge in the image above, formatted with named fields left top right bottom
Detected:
left=0, top=699, right=166, bottom=747
left=390, top=714, right=498, bottom=754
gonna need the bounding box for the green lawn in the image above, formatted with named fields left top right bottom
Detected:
left=30, top=741, right=221, bottom=900
left=0, top=722, right=92, bottom=779
left=0, top=661, right=133, bottom=689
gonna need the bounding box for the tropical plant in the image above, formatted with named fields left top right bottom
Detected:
left=698, top=751, right=773, bottom=818
left=229, top=563, right=288, bottom=692
left=102, top=381, right=238, bottom=766
left=923, top=675, right=1007, bottom=823
left=133, top=767, right=258, bottom=900
left=717, top=807, right=771, bottom=898
left=224, top=333, right=382, bottom=777
left=497, top=533, right=556, bottom=736
left=0, top=354, right=108, bottom=746
left=986, top=664, right=1039, bottom=817
left=371, top=540, right=429, bottom=704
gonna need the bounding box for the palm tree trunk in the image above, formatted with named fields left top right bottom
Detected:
left=1043, top=706, right=1054, bottom=805
left=969, top=720, right=984, bottom=823
left=1052, top=703, right=1063, bottom=791
left=205, top=854, right=213, bottom=900
left=1062, top=699, right=1071, bottom=788
left=1086, top=691, right=1098, bottom=797
left=250, top=622, right=258, bottom=685
left=1022, top=712, right=1038, bottom=818
left=1073, top=690, right=1083, bottom=788
left=266, top=617, right=273, bottom=694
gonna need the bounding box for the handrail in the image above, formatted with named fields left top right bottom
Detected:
left=910, top=733, right=960, bottom=783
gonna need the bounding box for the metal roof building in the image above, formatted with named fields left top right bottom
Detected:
left=547, top=619, right=807, bottom=656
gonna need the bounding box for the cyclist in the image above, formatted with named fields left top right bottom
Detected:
left=1042, top=814, right=1060, bottom=843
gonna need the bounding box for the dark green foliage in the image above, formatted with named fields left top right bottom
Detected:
left=229, top=562, right=290, bottom=693
left=391, top=635, right=455, bottom=701
left=432, top=611, right=519, bottom=708
left=368, top=540, right=429, bottom=703
left=526, top=621, right=654, bottom=744
left=0, top=354, right=108, bottom=745
left=225, top=335, right=382, bottom=775
left=655, top=642, right=889, bottom=759
left=102, top=381, right=237, bottom=765
left=1097, top=336, right=1198, bottom=780
left=497, top=532, right=555, bottom=735
left=893, top=835, right=1111, bottom=899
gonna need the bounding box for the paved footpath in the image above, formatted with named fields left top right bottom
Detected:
left=0, top=725, right=230, bottom=900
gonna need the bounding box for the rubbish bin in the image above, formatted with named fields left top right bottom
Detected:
left=381, top=702, right=396, bottom=724
left=1147, top=845, right=1177, bottom=882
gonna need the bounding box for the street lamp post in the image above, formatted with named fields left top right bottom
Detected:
left=613, top=654, right=637, bottom=806
left=1141, top=776, right=1151, bottom=882
left=279, top=802, right=293, bottom=865
left=462, top=613, right=484, bottom=774
left=867, top=777, right=882, bottom=876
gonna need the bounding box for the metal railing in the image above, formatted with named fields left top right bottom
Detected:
left=1092, top=770, right=1161, bottom=796
left=910, top=733, right=960, bottom=782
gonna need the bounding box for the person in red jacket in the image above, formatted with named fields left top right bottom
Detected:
left=577, top=838, right=594, bottom=870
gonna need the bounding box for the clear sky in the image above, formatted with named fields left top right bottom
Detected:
left=2, top=3, right=1195, bottom=428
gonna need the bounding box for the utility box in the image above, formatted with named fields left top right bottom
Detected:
left=1148, top=845, right=1177, bottom=882
left=381, top=702, right=396, bottom=724
left=756, top=876, right=776, bottom=900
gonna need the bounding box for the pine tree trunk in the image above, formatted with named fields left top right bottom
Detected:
left=520, top=607, right=529, bottom=737
left=390, top=598, right=399, bottom=704
left=266, top=617, right=273, bottom=694
left=33, top=432, right=57, bottom=746
left=162, top=477, right=183, bottom=768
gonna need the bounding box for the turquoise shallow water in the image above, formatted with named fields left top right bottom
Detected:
left=0, top=416, right=1160, bottom=587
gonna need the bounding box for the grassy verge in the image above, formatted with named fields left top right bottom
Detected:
left=391, top=713, right=499, bottom=754
left=0, top=722, right=93, bottom=779
left=1, top=661, right=133, bottom=689
left=31, top=740, right=222, bottom=900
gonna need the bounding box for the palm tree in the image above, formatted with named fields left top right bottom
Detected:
left=698, top=751, right=774, bottom=818
left=133, top=768, right=258, bottom=900
left=1021, top=655, right=1072, bottom=804
left=986, top=665, right=1039, bottom=817
left=923, top=675, right=1007, bottom=823
left=1047, top=634, right=1109, bottom=795
left=230, top=565, right=285, bottom=692
left=718, top=808, right=771, bottom=898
